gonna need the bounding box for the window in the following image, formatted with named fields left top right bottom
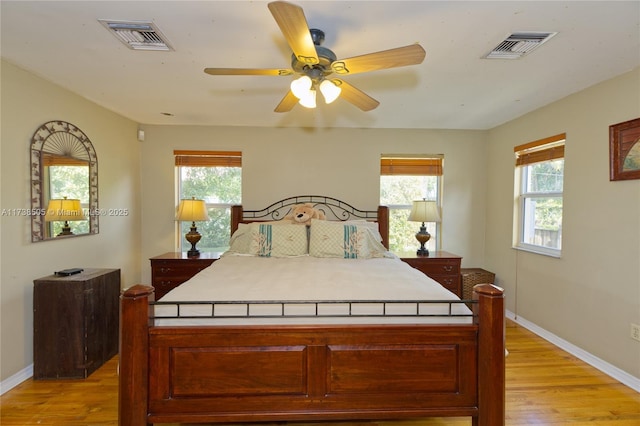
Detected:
left=380, top=156, right=443, bottom=254
left=175, top=150, right=242, bottom=252
left=514, top=134, right=565, bottom=257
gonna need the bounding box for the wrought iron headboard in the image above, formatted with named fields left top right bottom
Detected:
left=230, top=195, right=389, bottom=248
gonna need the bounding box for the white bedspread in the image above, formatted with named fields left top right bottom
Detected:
left=155, top=253, right=472, bottom=325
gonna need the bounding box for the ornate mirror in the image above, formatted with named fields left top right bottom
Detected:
left=30, top=121, right=98, bottom=241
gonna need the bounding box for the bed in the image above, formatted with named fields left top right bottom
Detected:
left=119, top=195, right=505, bottom=426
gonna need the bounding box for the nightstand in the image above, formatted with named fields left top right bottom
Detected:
left=150, top=252, right=221, bottom=299
left=399, top=251, right=462, bottom=297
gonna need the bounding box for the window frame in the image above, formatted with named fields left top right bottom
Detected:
left=174, top=150, right=242, bottom=253
left=513, top=134, right=565, bottom=258
left=380, top=155, right=443, bottom=254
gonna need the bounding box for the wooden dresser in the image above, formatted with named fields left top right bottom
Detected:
left=400, top=251, right=462, bottom=297
left=33, top=268, right=120, bottom=379
left=150, top=252, right=221, bottom=299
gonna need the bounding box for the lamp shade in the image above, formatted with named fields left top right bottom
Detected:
left=319, top=79, right=341, bottom=104
left=290, top=76, right=312, bottom=99
left=45, top=198, right=86, bottom=222
left=297, top=89, right=316, bottom=108
left=176, top=198, right=209, bottom=222
left=408, top=200, right=441, bottom=223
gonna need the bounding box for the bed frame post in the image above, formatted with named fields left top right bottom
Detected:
left=377, top=205, right=389, bottom=249
left=119, top=285, right=153, bottom=426
left=474, top=283, right=505, bottom=426
left=231, top=205, right=243, bottom=234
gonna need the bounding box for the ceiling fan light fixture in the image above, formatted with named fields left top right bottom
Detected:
left=298, top=89, right=316, bottom=108
left=290, top=76, right=312, bottom=99
left=203, top=2, right=424, bottom=113
left=319, top=79, right=341, bottom=104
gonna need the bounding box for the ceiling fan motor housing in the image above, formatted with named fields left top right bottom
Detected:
left=291, top=29, right=337, bottom=78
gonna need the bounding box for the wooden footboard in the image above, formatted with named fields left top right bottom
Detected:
left=119, top=284, right=504, bottom=426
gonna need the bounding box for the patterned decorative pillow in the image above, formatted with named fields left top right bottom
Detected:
left=248, top=222, right=308, bottom=257
left=309, top=219, right=387, bottom=259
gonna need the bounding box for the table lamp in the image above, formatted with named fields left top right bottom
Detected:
left=44, top=197, right=86, bottom=236
left=407, top=199, right=441, bottom=256
left=176, top=197, right=210, bottom=257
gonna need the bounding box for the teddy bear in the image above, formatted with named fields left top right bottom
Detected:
left=285, top=203, right=326, bottom=225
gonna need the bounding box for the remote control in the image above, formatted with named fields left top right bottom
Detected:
left=54, top=268, right=84, bottom=276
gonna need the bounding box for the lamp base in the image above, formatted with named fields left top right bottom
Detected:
left=415, top=223, right=431, bottom=257
left=185, top=223, right=202, bottom=258
left=416, top=247, right=430, bottom=256
left=57, top=221, right=74, bottom=236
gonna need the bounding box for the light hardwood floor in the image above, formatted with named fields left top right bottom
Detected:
left=1, top=321, right=639, bottom=425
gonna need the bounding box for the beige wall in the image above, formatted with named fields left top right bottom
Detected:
left=485, top=67, right=640, bottom=377
left=2, top=57, right=638, bottom=385
left=138, top=126, right=488, bottom=283
left=0, top=60, right=142, bottom=381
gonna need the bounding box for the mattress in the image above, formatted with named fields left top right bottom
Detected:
left=154, top=253, right=473, bottom=325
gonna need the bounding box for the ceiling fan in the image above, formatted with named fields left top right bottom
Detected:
left=203, top=1, right=426, bottom=112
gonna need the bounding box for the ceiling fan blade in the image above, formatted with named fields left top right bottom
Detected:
left=268, top=1, right=319, bottom=66
left=331, top=44, right=426, bottom=75
left=204, top=68, right=293, bottom=76
left=274, top=90, right=299, bottom=113
left=332, top=79, right=380, bottom=111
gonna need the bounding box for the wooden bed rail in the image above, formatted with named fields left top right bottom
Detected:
left=119, top=284, right=505, bottom=426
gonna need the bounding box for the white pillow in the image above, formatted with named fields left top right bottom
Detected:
left=340, top=220, right=383, bottom=242
left=308, top=219, right=387, bottom=259
left=227, top=223, right=251, bottom=254
left=248, top=222, right=308, bottom=257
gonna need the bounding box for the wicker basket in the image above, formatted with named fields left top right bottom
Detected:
left=461, top=268, right=495, bottom=301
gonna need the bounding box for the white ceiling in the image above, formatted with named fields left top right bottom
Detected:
left=2, top=1, right=639, bottom=130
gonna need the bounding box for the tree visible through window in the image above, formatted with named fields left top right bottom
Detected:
left=380, top=156, right=442, bottom=254
left=175, top=151, right=241, bottom=252
left=514, top=134, right=565, bottom=256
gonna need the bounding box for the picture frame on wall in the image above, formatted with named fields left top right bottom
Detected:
left=609, top=117, right=640, bottom=181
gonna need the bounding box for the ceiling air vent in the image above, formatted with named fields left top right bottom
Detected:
left=99, top=20, right=173, bottom=51
left=484, top=32, right=557, bottom=59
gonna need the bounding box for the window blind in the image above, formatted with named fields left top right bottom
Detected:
left=514, top=134, right=565, bottom=167
left=380, top=156, right=443, bottom=176
left=42, top=153, right=88, bottom=167
left=174, top=150, right=242, bottom=167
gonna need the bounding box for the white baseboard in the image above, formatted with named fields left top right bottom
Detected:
left=0, top=363, right=33, bottom=395
left=506, top=310, right=640, bottom=393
